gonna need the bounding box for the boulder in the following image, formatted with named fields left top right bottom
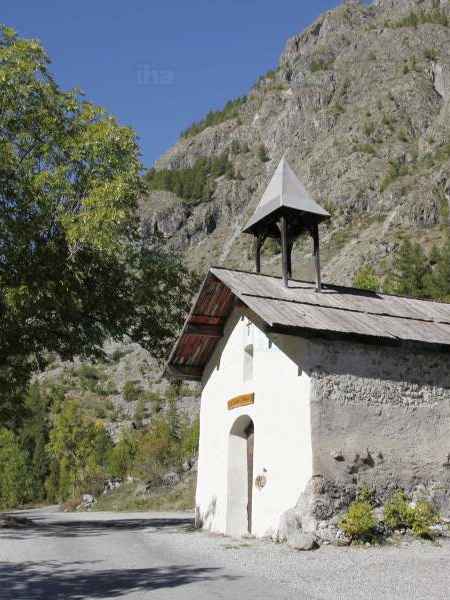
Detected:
left=287, top=532, right=318, bottom=551
left=272, top=508, right=302, bottom=542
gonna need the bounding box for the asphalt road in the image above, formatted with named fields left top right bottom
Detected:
left=1, top=508, right=450, bottom=599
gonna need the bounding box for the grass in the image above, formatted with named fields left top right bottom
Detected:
left=93, top=480, right=196, bottom=512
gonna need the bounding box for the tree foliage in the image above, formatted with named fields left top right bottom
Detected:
left=353, top=237, right=450, bottom=301
left=0, top=426, right=30, bottom=508
left=353, top=266, right=380, bottom=292
left=145, top=154, right=234, bottom=203
left=0, top=27, right=194, bottom=422
left=180, top=96, right=246, bottom=139
left=47, top=398, right=113, bottom=500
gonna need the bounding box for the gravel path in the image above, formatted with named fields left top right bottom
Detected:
left=0, top=508, right=449, bottom=599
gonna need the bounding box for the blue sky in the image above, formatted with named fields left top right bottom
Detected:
left=2, top=1, right=342, bottom=167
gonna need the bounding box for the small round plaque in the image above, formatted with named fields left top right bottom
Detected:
left=255, top=474, right=267, bottom=489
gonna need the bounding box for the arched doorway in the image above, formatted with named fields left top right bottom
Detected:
left=226, top=415, right=254, bottom=537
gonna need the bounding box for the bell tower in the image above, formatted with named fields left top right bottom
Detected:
left=242, top=156, right=330, bottom=291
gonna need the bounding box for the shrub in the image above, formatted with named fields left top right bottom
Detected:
left=354, top=143, right=376, bottom=155
left=383, top=490, right=439, bottom=538
left=353, top=266, right=381, bottom=292
left=363, top=120, right=375, bottom=138
left=133, top=398, right=146, bottom=428
left=357, top=484, right=376, bottom=505
left=383, top=490, right=412, bottom=530
left=257, top=144, right=270, bottom=162
left=76, top=364, right=100, bottom=381
left=310, top=58, right=334, bottom=72
left=330, top=103, right=345, bottom=116
left=380, top=159, right=408, bottom=192
left=122, top=381, right=143, bottom=403
left=424, top=47, right=438, bottom=61
left=410, top=501, right=439, bottom=538
left=340, top=501, right=376, bottom=538
left=111, top=348, right=128, bottom=362
left=108, top=432, right=137, bottom=479
left=398, top=128, right=409, bottom=143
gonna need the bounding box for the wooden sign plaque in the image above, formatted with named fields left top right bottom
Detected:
left=227, top=393, right=255, bottom=411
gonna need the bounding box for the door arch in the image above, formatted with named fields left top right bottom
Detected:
left=226, top=415, right=254, bottom=536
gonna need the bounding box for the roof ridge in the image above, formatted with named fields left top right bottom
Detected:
left=210, top=266, right=450, bottom=307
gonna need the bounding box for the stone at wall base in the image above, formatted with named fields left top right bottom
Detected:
left=287, top=532, right=318, bottom=551
left=272, top=508, right=302, bottom=542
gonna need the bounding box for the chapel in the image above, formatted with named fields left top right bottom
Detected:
left=166, top=156, right=450, bottom=539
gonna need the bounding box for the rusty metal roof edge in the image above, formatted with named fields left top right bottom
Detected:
left=164, top=270, right=218, bottom=378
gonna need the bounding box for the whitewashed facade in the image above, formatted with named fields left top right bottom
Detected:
left=196, top=307, right=313, bottom=538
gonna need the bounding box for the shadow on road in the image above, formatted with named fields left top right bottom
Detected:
left=0, top=515, right=194, bottom=540
left=0, top=561, right=239, bottom=598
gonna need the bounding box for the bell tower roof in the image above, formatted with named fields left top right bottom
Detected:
left=242, top=156, right=330, bottom=235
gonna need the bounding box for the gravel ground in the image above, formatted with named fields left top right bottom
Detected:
left=0, top=508, right=449, bottom=599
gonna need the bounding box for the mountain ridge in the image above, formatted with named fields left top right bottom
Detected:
left=141, top=0, right=450, bottom=286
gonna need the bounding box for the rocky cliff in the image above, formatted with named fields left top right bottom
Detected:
left=141, top=0, right=450, bottom=285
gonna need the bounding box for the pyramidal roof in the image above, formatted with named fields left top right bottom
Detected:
left=242, top=156, right=330, bottom=234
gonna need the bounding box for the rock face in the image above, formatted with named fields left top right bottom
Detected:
left=142, top=0, right=450, bottom=285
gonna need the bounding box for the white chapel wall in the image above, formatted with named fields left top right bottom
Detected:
left=196, top=307, right=313, bottom=538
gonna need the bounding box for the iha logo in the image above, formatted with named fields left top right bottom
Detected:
left=136, top=64, right=175, bottom=86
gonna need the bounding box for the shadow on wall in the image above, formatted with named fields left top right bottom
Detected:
left=276, top=333, right=450, bottom=389
left=0, top=561, right=239, bottom=599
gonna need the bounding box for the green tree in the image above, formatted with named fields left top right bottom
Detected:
left=47, top=399, right=113, bottom=500
left=19, top=384, right=52, bottom=501
left=132, top=415, right=181, bottom=482
left=108, top=431, right=137, bottom=478
left=386, top=239, right=430, bottom=297
left=425, top=239, right=450, bottom=301
left=0, top=27, right=194, bottom=422
left=0, top=427, right=30, bottom=508
left=353, top=266, right=381, bottom=292
left=182, top=416, right=200, bottom=459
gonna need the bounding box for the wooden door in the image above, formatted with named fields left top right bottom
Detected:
left=245, top=421, right=254, bottom=534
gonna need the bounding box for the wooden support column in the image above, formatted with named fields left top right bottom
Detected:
left=280, top=215, right=289, bottom=288
left=312, top=223, right=322, bottom=292
left=287, top=240, right=293, bottom=279
left=255, top=235, right=263, bottom=274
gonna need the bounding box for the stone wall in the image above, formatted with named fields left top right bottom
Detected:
left=306, top=339, right=450, bottom=519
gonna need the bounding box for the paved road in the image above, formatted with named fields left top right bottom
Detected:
left=1, top=509, right=450, bottom=599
